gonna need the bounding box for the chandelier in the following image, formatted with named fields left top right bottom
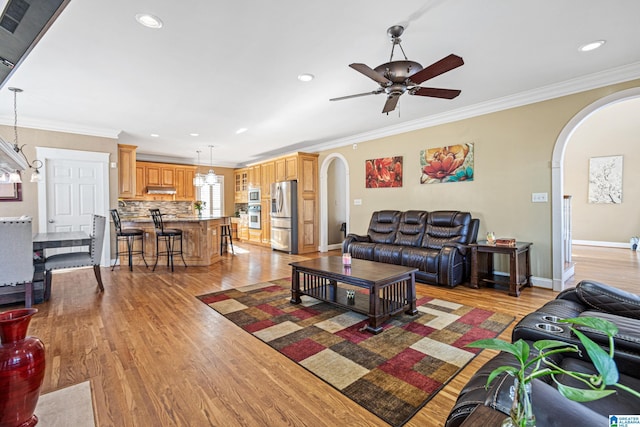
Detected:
left=0, top=88, right=42, bottom=183
left=205, top=145, right=217, bottom=185
left=193, top=150, right=205, bottom=187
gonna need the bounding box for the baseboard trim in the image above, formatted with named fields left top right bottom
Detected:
left=572, top=240, right=631, bottom=249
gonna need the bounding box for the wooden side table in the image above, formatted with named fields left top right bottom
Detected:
left=470, top=240, right=532, bottom=296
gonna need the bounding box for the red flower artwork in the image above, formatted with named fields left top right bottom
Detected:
left=366, top=156, right=403, bottom=188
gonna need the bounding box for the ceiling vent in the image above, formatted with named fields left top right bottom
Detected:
left=1, top=0, right=31, bottom=34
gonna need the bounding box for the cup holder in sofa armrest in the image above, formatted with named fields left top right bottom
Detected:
left=535, top=323, right=564, bottom=333
left=542, top=315, right=562, bottom=323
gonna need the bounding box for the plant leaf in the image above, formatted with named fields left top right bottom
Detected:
left=533, top=339, right=577, bottom=352
left=512, top=339, right=530, bottom=363
left=572, top=328, right=619, bottom=385
left=555, top=380, right=616, bottom=402
left=467, top=339, right=522, bottom=359
left=561, top=317, right=618, bottom=336
left=486, top=365, right=518, bottom=387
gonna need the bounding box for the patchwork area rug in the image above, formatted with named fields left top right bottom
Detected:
left=197, top=278, right=513, bottom=426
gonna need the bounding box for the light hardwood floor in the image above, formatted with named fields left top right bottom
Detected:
left=12, top=244, right=639, bottom=426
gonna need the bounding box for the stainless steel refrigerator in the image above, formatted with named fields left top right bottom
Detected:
left=270, top=180, right=298, bottom=254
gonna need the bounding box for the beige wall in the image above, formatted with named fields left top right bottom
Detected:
left=319, top=79, right=640, bottom=281
left=0, top=125, right=119, bottom=227
left=564, top=99, right=640, bottom=243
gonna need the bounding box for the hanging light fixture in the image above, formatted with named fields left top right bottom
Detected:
left=205, top=145, right=217, bottom=185
left=8, top=87, right=43, bottom=183
left=193, top=150, right=205, bottom=187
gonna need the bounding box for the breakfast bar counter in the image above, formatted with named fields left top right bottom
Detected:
left=121, top=216, right=227, bottom=267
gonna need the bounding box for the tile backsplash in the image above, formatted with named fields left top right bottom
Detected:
left=117, top=200, right=194, bottom=218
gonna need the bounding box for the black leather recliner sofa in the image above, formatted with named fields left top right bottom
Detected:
left=445, top=280, right=640, bottom=426
left=342, top=210, right=479, bottom=287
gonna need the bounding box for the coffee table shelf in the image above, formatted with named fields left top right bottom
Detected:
left=289, top=257, right=418, bottom=334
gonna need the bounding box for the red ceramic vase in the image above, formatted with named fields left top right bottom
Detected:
left=0, top=308, right=46, bottom=427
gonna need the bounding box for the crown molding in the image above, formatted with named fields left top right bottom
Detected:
left=0, top=117, right=119, bottom=139
left=305, top=61, right=640, bottom=153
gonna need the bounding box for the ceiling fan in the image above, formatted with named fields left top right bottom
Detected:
left=330, top=25, right=464, bottom=114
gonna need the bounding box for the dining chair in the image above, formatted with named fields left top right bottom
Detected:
left=149, top=209, right=187, bottom=272
left=110, top=209, right=148, bottom=271
left=44, top=214, right=106, bottom=298
left=0, top=217, right=35, bottom=307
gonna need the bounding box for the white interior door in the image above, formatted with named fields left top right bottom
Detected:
left=36, top=148, right=110, bottom=266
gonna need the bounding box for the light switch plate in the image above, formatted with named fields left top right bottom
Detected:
left=532, top=192, right=548, bottom=202
left=353, top=199, right=362, bottom=205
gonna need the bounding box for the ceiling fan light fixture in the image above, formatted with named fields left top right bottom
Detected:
left=135, top=13, right=163, bottom=29
left=579, top=40, right=605, bottom=52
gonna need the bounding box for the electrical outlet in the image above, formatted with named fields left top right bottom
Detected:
left=353, top=199, right=362, bottom=206
left=532, top=192, right=548, bottom=203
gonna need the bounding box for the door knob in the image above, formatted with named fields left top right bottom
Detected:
left=48, top=219, right=54, bottom=223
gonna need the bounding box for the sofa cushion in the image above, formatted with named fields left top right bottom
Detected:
left=348, top=242, right=376, bottom=260
left=401, top=247, right=439, bottom=274
left=373, top=244, right=403, bottom=264
left=422, top=211, right=472, bottom=250
left=575, top=280, right=640, bottom=320
left=367, top=210, right=401, bottom=243
left=577, top=310, right=640, bottom=354
left=394, top=210, right=428, bottom=247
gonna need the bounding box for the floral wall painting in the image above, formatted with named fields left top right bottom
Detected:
left=420, top=143, right=474, bottom=184
left=365, top=156, right=403, bottom=188
left=588, top=155, right=623, bottom=204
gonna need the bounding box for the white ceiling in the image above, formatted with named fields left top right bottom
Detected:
left=1, top=0, right=640, bottom=167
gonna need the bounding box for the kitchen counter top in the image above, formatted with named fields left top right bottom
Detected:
left=121, top=215, right=227, bottom=223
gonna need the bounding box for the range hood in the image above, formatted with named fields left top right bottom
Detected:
left=0, top=136, right=28, bottom=174
left=146, top=186, right=177, bottom=195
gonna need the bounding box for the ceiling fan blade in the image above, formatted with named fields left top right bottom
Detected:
left=349, top=63, right=391, bottom=85
left=330, top=90, right=382, bottom=102
left=412, top=87, right=461, bottom=99
left=408, top=54, right=464, bottom=85
left=382, top=95, right=400, bottom=113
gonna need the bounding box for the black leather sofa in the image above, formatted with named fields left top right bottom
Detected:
left=342, top=210, right=479, bottom=287
left=445, top=280, right=640, bottom=426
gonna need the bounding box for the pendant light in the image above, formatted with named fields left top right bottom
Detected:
left=193, top=150, right=205, bottom=187
left=205, top=145, right=217, bottom=185
left=8, top=87, right=43, bottom=183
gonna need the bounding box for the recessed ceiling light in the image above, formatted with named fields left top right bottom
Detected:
left=190, top=133, right=199, bottom=137
left=135, top=13, right=163, bottom=29
left=579, top=40, right=605, bottom=52
left=297, top=73, right=314, bottom=82
left=235, top=128, right=248, bottom=134
left=150, top=133, right=160, bottom=137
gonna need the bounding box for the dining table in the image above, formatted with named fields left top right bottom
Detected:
left=32, top=230, right=91, bottom=303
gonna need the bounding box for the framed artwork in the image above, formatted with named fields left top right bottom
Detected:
left=420, top=143, right=474, bottom=184
left=588, top=155, right=622, bottom=204
left=0, top=182, right=22, bottom=201
left=365, top=156, right=403, bottom=188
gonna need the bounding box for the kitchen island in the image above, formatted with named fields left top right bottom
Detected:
left=121, top=216, right=228, bottom=267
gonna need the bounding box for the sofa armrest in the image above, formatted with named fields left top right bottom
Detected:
left=575, top=280, right=640, bottom=320
left=443, top=242, right=469, bottom=256
left=342, top=233, right=370, bottom=253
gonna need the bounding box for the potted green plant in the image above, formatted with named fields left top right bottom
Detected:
left=468, top=317, right=640, bottom=427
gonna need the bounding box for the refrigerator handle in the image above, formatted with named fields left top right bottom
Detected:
left=277, top=186, right=283, bottom=213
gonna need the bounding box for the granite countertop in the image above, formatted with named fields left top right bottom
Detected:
left=121, top=215, right=226, bottom=223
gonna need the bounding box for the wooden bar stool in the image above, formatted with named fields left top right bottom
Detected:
left=220, top=218, right=234, bottom=254
left=149, top=209, right=187, bottom=272
left=110, top=209, right=148, bottom=271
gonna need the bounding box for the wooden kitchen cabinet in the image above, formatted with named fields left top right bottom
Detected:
left=261, top=162, right=274, bottom=198
left=135, top=165, right=145, bottom=198
left=135, top=161, right=196, bottom=201
left=233, top=152, right=318, bottom=253
left=174, top=166, right=197, bottom=201
left=234, top=168, right=248, bottom=203
left=117, top=144, right=137, bottom=198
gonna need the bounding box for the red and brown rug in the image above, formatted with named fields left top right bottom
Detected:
left=197, top=278, right=513, bottom=426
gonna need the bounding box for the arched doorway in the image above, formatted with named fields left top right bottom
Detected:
left=551, top=87, right=640, bottom=290
left=319, top=153, right=350, bottom=252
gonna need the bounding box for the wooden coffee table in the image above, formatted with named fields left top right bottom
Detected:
left=289, top=256, right=418, bottom=334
